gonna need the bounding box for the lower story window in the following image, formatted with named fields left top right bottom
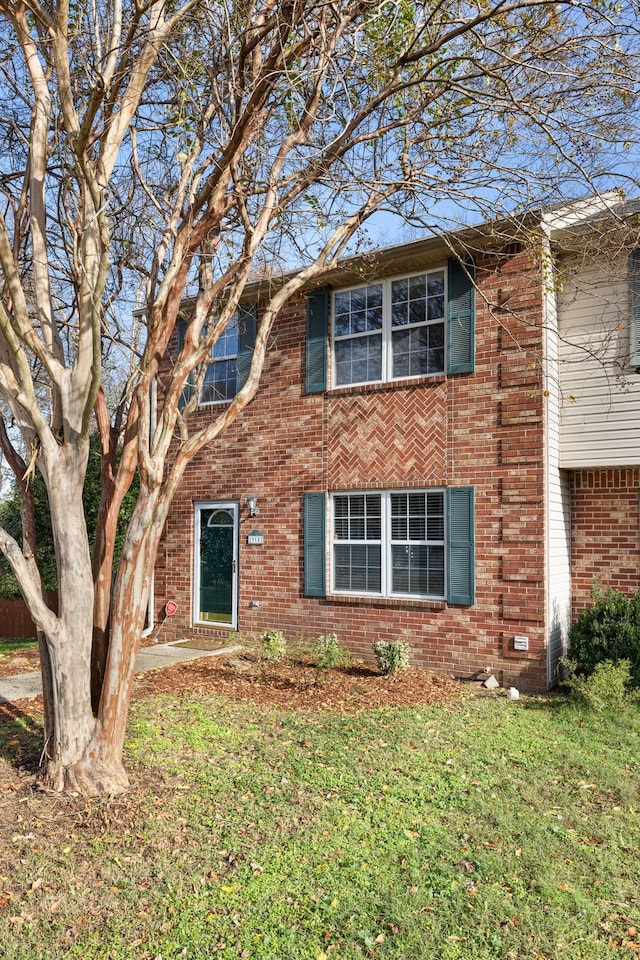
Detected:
left=332, top=490, right=445, bottom=599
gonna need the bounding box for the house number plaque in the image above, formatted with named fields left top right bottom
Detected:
left=247, top=529, right=264, bottom=546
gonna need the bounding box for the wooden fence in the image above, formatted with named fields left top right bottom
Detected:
left=0, top=595, right=58, bottom=638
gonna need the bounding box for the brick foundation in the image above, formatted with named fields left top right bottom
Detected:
left=571, top=468, right=640, bottom=617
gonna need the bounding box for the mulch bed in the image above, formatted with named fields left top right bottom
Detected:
left=1, top=646, right=469, bottom=716
left=132, top=651, right=467, bottom=712
left=0, top=645, right=40, bottom=678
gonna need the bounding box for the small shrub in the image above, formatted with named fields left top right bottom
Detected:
left=287, top=633, right=308, bottom=660
left=561, top=658, right=639, bottom=712
left=312, top=633, right=351, bottom=670
left=259, top=629, right=286, bottom=662
left=373, top=639, right=410, bottom=676
left=569, top=582, right=640, bottom=687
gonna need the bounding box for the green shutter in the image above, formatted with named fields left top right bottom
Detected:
left=447, top=258, right=475, bottom=374
left=306, top=288, right=329, bottom=393
left=303, top=493, right=326, bottom=596
left=630, top=251, right=640, bottom=366
left=177, top=320, right=196, bottom=409
left=236, top=303, right=258, bottom=390
left=446, top=487, right=475, bottom=605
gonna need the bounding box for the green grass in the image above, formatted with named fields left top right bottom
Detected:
left=0, top=637, right=37, bottom=655
left=1, top=693, right=639, bottom=959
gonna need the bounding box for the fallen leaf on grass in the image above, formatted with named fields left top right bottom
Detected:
left=8, top=913, right=35, bottom=925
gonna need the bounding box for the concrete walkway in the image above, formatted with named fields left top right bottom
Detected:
left=0, top=641, right=241, bottom=704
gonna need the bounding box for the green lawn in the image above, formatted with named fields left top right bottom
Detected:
left=1, top=692, right=639, bottom=959
left=0, top=638, right=37, bottom=655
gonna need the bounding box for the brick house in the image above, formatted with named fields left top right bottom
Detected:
left=152, top=196, right=640, bottom=691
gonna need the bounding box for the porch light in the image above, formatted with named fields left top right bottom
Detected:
left=247, top=493, right=260, bottom=517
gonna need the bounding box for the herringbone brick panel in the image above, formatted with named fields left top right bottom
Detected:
left=327, top=385, right=447, bottom=486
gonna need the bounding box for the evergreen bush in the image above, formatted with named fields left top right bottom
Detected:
left=568, top=581, right=640, bottom=687
left=561, top=658, right=639, bottom=711
left=372, top=639, right=410, bottom=676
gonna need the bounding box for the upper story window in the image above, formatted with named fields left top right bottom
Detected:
left=200, top=316, right=239, bottom=405
left=305, top=258, right=474, bottom=395
left=333, top=269, right=446, bottom=387
left=177, top=304, right=257, bottom=408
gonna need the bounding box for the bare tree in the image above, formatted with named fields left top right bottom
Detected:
left=0, top=0, right=637, bottom=794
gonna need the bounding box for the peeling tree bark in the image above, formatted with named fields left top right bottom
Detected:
left=35, top=442, right=98, bottom=790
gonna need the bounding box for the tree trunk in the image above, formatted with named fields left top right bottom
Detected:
left=0, top=423, right=59, bottom=751
left=94, top=492, right=161, bottom=771
left=91, top=398, right=139, bottom=712
left=36, top=443, right=110, bottom=793
left=21, top=455, right=166, bottom=796
left=36, top=629, right=55, bottom=755
left=36, top=614, right=102, bottom=792
left=91, top=498, right=119, bottom=713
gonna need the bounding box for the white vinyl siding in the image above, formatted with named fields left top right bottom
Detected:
left=544, top=259, right=572, bottom=687
left=557, top=255, right=640, bottom=467
left=630, top=250, right=640, bottom=366
left=547, top=468, right=571, bottom=685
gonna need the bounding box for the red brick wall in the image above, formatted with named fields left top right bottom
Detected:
left=571, top=468, right=640, bottom=617
left=155, top=244, right=551, bottom=690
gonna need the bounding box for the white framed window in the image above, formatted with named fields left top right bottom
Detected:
left=177, top=305, right=256, bottom=409
left=200, top=316, right=239, bottom=405
left=332, top=269, right=446, bottom=387
left=331, top=490, right=446, bottom=599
